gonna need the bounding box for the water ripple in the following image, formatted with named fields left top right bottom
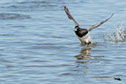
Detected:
left=0, top=0, right=126, bottom=84
left=0, top=13, right=31, bottom=20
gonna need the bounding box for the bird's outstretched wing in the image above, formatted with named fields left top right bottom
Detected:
left=87, top=13, right=114, bottom=31
left=64, top=6, right=79, bottom=26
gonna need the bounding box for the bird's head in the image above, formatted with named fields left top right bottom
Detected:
left=75, top=26, right=79, bottom=29
left=74, top=26, right=79, bottom=31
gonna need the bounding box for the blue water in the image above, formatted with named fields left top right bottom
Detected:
left=0, top=0, right=126, bottom=84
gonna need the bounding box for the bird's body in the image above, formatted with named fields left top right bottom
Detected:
left=76, top=32, right=91, bottom=44
left=74, top=26, right=91, bottom=44
left=64, top=6, right=113, bottom=46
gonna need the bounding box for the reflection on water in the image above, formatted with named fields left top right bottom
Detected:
left=75, top=48, right=91, bottom=64
left=75, top=46, right=102, bottom=65
left=75, top=48, right=91, bottom=60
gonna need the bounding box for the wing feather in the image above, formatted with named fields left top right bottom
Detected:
left=64, top=6, right=79, bottom=26
left=87, top=13, right=114, bottom=31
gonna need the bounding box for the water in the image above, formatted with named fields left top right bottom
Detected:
left=104, top=24, right=126, bottom=43
left=0, top=0, right=126, bottom=84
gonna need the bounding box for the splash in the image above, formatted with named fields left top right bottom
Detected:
left=104, top=24, right=126, bottom=43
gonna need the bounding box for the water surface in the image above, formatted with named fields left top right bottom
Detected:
left=0, top=0, right=126, bottom=84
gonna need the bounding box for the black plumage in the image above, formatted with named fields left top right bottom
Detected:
left=75, top=28, right=88, bottom=37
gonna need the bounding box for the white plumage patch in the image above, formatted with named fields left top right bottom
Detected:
left=74, top=28, right=77, bottom=31
left=76, top=32, right=91, bottom=44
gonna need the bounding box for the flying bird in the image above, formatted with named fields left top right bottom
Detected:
left=64, top=6, right=114, bottom=46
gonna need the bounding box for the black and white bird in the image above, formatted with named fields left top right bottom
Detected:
left=64, top=6, right=114, bottom=46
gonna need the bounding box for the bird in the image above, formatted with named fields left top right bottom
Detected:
left=64, top=6, right=114, bottom=47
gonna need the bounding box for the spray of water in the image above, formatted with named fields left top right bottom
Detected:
left=104, top=24, right=126, bottom=43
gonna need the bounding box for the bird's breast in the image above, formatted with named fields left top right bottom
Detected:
left=76, top=32, right=91, bottom=44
